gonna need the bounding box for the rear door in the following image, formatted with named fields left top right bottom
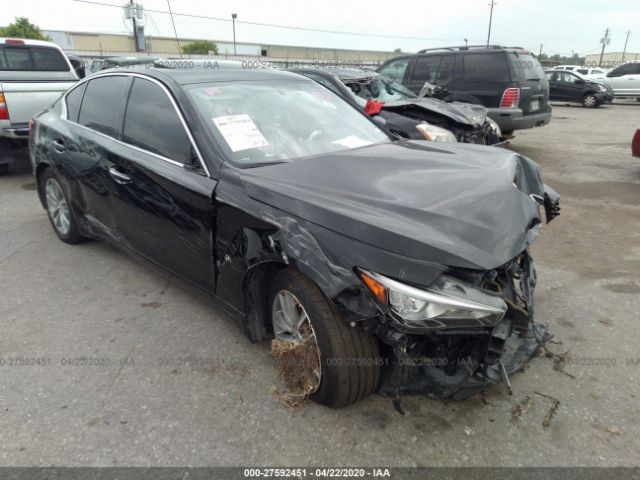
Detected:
left=0, top=44, right=77, bottom=125
left=109, top=76, right=217, bottom=291
left=507, top=51, right=549, bottom=114
left=58, top=75, right=132, bottom=238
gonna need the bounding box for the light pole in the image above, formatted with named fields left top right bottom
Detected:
left=487, top=0, right=497, bottom=47
left=464, top=38, right=468, bottom=46
left=232, top=13, right=237, bottom=56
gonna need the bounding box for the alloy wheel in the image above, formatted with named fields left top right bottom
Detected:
left=45, top=178, right=71, bottom=236
left=272, top=289, right=322, bottom=391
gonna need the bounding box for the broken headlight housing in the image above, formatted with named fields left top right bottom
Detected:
left=359, top=270, right=507, bottom=331
left=415, top=123, right=457, bottom=143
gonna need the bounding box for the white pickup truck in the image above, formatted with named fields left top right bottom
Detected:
left=0, top=38, right=78, bottom=174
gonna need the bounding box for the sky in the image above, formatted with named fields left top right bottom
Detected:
left=1, top=0, right=639, bottom=57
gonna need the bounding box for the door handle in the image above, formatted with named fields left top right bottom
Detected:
left=52, top=139, right=66, bottom=153
left=109, top=166, right=131, bottom=184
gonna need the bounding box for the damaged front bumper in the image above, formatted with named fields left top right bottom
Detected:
left=369, top=250, right=552, bottom=400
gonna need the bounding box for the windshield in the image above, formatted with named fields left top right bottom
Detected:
left=346, top=76, right=417, bottom=102
left=187, top=80, right=389, bottom=165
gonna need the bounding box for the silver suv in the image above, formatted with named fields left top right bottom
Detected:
left=0, top=38, right=77, bottom=174
left=600, top=62, right=640, bottom=98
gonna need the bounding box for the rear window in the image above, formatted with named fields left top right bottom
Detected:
left=462, top=53, right=510, bottom=82
left=508, top=52, right=546, bottom=82
left=0, top=46, right=70, bottom=71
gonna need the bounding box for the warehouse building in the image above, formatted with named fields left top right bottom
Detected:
left=43, top=29, right=398, bottom=64
left=584, top=51, right=640, bottom=67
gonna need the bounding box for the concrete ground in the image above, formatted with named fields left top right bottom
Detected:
left=1, top=101, right=639, bottom=467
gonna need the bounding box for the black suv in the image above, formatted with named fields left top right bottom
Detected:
left=377, top=45, right=552, bottom=135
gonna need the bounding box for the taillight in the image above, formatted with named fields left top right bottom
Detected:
left=29, top=118, right=35, bottom=132
left=0, top=92, right=9, bottom=120
left=632, top=129, right=640, bottom=158
left=4, top=38, right=25, bottom=45
left=500, top=88, right=520, bottom=108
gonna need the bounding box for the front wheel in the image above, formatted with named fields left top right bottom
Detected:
left=40, top=168, right=86, bottom=244
left=270, top=268, right=381, bottom=407
left=582, top=94, right=599, bottom=108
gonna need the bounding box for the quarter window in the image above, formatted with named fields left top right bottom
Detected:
left=78, top=76, right=131, bottom=138
left=122, top=78, right=192, bottom=164
left=65, top=82, right=87, bottom=123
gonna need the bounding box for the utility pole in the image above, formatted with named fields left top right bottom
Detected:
left=232, top=13, right=237, bottom=55
left=622, top=30, right=631, bottom=62
left=486, top=0, right=497, bottom=47
left=166, top=0, right=182, bottom=57
left=599, top=28, right=610, bottom=67
left=538, top=43, right=543, bottom=57
left=130, top=0, right=140, bottom=52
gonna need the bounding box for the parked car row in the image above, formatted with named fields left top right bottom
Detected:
left=551, top=62, right=640, bottom=99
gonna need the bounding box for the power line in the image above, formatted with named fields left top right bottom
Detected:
left=71, top=0, right=470, bottom=43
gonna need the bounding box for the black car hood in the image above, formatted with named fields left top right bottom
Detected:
left=382, top=98, right=488, bottom=127
left=240, top=141, right=545, bottom=270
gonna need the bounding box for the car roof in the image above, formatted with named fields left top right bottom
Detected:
left=95, top=67, right=306, bottom=85
left=0, top=37, right=63, bottom=48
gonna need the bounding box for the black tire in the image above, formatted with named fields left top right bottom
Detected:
left=0, top=164, right=8, bottom=176
left=40, top=168, right=86, bottom=244
left=582, top=93, right=599, bottom=108
left=270, top=268, right=381, bottom=407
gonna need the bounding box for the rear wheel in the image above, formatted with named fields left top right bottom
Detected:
left=270, top=268, right=381, bottom=407
left=582, top=94, right=599, bottom=108
left=40, top=168, right=86, bottom=244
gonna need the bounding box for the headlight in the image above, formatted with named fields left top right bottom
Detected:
left=415, top=123, right=457, bottom=142
left=486, top=117, right=502, bottom=138
left=359, top=270, right=507, bottom=331
left=598, top=84, right=607, bottom=92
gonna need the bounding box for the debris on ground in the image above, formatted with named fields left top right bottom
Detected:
left=550, top=350, right=576, bottom=379
left=511, top=391, right=561, bottom=429
left=535, top=391, right=560, bottom=429
left=270, top=338, right=320, bottom=407
left=511, top=395, right=533, bottom=423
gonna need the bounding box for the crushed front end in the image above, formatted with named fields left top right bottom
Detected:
left=359, top=249, right=553, bottom=400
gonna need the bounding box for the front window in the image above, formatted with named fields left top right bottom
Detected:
left=346, top=76, right=416, bottom=102
left=187, top=80, right=389, bottom=165
left=378, top=58, right=410, bottom=81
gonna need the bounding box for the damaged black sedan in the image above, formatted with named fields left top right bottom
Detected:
left=30, top=69, right=559, bottom=407
left=292, top=67, right=502, bottom=145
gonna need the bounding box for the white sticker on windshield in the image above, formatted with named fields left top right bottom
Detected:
left=332, top=135, right=372, bottom=149
left=212, top=114, right=269, bottom=152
